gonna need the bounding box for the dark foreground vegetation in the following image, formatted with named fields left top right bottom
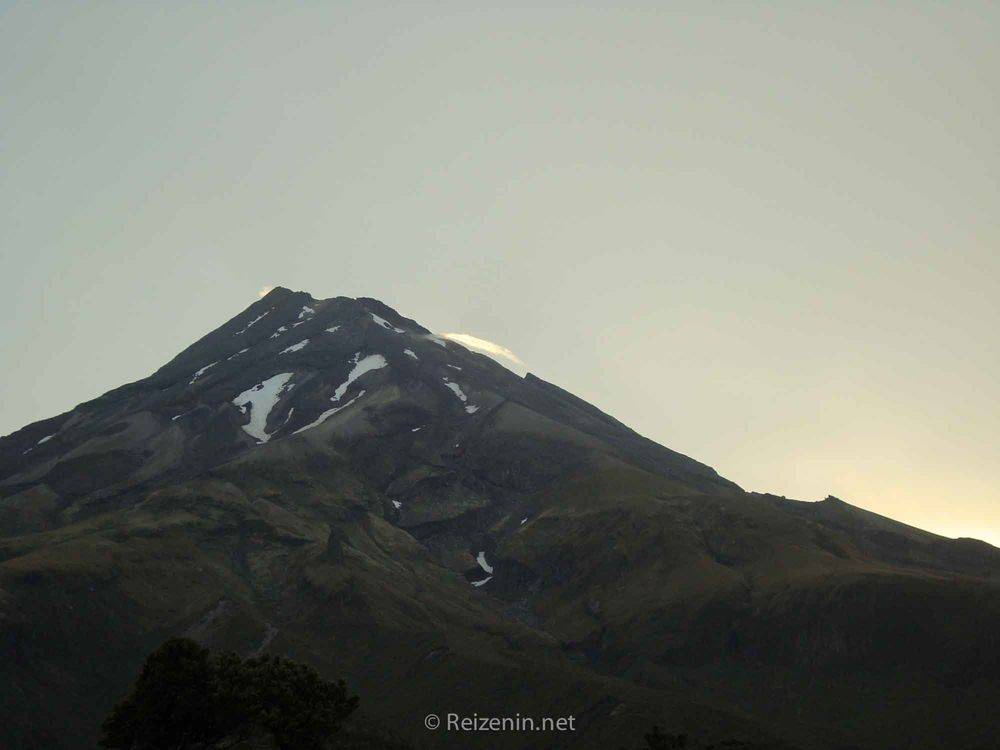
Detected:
left=103, top=639, right=795, bottom=750
left=99, top=638, right=408, bottom=750
left=630, top=726, right=786, bottom=749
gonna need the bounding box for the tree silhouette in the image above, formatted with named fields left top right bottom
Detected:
left=100, top=638, right=218, bottom=749
left=100, top=638, right=358, bottom=749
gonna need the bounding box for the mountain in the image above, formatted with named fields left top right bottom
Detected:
left=2, top=287, right=999, bottom=750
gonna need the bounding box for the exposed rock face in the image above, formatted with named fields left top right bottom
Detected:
left=2, top=288, right=999, bottom=750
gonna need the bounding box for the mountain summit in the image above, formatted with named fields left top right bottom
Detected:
left=3, top=288, right=730, bottom=500
left=2, top=291, right=999, bottom=749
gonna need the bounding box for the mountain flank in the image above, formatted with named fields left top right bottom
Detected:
left=2, top=288, right=999, bottom=749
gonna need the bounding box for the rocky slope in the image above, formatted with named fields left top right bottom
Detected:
left=2, top=287, right=998, bottom=749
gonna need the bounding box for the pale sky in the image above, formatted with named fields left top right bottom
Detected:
left=2, top=2, right=998, bottom=545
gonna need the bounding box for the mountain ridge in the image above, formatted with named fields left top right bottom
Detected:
left=2, top=290, right=998, bottom=749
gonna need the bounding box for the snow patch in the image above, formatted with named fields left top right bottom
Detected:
left=443, top=379, right=467, bottom=402
left=189, top=361, right=218, bottom=385
left=326, top=326, right=341, bottom=334
left=232, top=373, right=295, bottom=444
left=26, top=433, right=57, bottom=452
left=292, top=390, right=365, bottom=434
left=298, top=305, right=315, bottom=319
left=520, top=517, right=528, bottom=525
left=476, top=551, right=493, bottom=575
left=370, top=313, right=404, bottom=333
left=291, top=352, right=388, bottom=435
left=411, top=426, right=422, bottom=432
left=227, top=348, right=250, bottom=360
left=472, top=551, right=493, bottom=586
left=280, top=339, right=309, bottom=355
left=333, top=353, right=388, bottom=402
left=403, top=348, right=418, bottom=360
left=235, top=311, right=269, bottom=335
left=392, top=500, right=402, bottom=509
left=292, top=352, right=387, bottom=435
left=269, top=326, right=288, bottom=339
left=443, top=377, right=479, bottom=414
left=447, top=364, right=462, bottom=371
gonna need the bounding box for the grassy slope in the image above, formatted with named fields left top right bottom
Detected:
left=0, top=455, right=798, bottom=750
left=490, top=458, right=1000, bottom=750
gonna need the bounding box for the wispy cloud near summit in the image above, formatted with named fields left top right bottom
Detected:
left=441, top=333, right=524, bottom=366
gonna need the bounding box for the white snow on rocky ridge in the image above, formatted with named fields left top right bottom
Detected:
left=476, top=551, right=493, bottom=575
left=471, top=551, right=494, bottom=587
left=235, top=311, right=269, bottom=336
left=269, top=326, right=288, bottom=339
left=189, top=362, right=218, bottom=385
left=293, top=390, right=365, bottom=435
left=442, top=377, right=480, bottom=414
left=292, top=351, right=388, bottom=435
left=232, top=373, right=295, bottom=444
left=370, top=313, right=404, bottom=333
left=298, top=306, right=315, bottom=319
left=23, top=433, right=55, bottom=455
left=442, top=379, right=467, bottom=402
left=333, top=353, right=388, bottom=402
left=228, top=348, right=250, bottom=361
left=280, top=339, right=309, bottom=355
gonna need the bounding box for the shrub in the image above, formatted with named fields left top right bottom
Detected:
left=100, top=638, right=358, bottom=750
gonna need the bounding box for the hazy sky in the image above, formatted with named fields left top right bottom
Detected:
left=2, top=2, right=998, bottom=544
